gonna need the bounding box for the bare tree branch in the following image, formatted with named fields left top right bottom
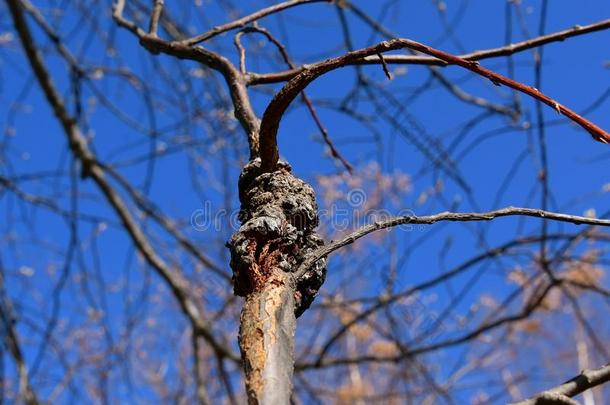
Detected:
left=235, top=26, right=353, bottom=173
left=246, top=18, right=610, bottom=84
left=297, top=206, right=610, bottom=279
left=6, top=0, right=610, bottom=402
left=180, top=0, right=331, bottom=46
left=510, top=363, right=610, bottom=404
left=7, top=0, right=239, bottom=377
left=0, top=272, right=39, bottom=405
left=113, top=0, right=261, bottom=158
left=298, top=278, right=559, bottom=369
left=258, top=38, right=610, bottom=172
left=102, top=165, right=230, bottom=281
left=148, top=0, right=164, bottom=36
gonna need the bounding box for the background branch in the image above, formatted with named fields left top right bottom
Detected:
left=7, top=0, right=239, bottom=385
left=511, top=363, right=610, bottom=404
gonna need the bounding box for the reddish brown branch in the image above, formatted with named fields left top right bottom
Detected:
left=236, top=26, right=353, bottom=173
left=258, top=38, right=610, bottom=172
left=301, top=95, right=354, bottom=173
left=247, top=18, right=610, bottom=85
left=403, top=39, right=610, bottom=144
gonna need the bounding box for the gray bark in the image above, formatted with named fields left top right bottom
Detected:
left=239, top=271, right=296, bottom=404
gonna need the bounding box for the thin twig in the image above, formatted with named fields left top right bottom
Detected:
left=376, top=52, right=392, bottom=80
left=148, top=0, right=164, bottom=36
left=181, top=0, right=331, bottom=46
left=0, top=272, right=39, bottom=405
left=112, top=0, right=261, bottom=157
left=246, top=18, right=610, bottom=84
left=296, top=206, right=610, bottom=279
left=233, top=31, right=247, bottom=74
left=298, top=279, right=559, bottom=369
left=510, top=363, right=610, bottom=404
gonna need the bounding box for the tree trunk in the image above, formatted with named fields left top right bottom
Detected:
left=239, top=270, right=296, bottom=404
left=228, top=159, right=327, bottom=403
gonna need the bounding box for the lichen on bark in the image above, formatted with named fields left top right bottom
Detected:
left=228, top=158, right=326, bottom=316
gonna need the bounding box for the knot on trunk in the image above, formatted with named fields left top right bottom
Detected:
left=228, top=158, right=326, bottom=316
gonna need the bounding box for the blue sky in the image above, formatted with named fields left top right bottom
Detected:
left=2, top=0, right=610, bottom=402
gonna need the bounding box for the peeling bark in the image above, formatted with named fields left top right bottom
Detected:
left=239, top=271, right=296, bottom=404
left=228, top=158, right=326, bottom=403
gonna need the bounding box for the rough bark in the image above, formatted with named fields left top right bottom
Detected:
left=228, top=159, right=326, bottom=316
left=228, top=158, right=326, bottom=403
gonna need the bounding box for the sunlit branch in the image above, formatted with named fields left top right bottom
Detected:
left=258, top=38, right=610, bottom=172
left=510, top=363, right=610, bottom=405
left=235, top=26, right=353, bottom=172
left=296, top=206, right=610, bottom=279
left=148, top=0, right=164, bottom=36
left=246, top=18, right=610, bottom=84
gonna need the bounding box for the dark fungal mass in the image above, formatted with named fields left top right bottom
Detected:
left=228, top=158, right=326, bottom=317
